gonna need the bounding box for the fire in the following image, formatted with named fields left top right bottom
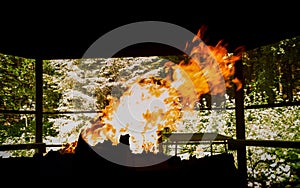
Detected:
left=80, top=26, right=244, bottom=155
left=58, top=141, right=78, bottom=154
left=82, top=77, right=182, bottom=154
left=181, top=26, right=243, bottom=96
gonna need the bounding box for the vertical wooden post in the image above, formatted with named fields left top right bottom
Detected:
left=235, top=60, right=247, bottom=187
left=35, top=58, right=44, bottom=154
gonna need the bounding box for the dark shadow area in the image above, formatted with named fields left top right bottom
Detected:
left=0, top=134, right=241, bottom=187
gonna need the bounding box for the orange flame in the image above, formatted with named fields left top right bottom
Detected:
left=82, top=77, right=182, bottom=154
left=81, top=26, right=244, bottom=154
left=180, top=25, right=243, bottom=97
left=58, top=141, right=78, bottom=154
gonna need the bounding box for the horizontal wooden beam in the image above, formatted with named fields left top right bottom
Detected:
left=228, top=139, right=300, bottom=150
left=163, top=133, right=232, bottom=142
left=0, top=143, right=46, bottom=153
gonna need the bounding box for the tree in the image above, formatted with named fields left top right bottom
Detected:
left=0, top=54, right=61, bottom=156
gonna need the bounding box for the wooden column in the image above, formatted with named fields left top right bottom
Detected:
left=35, top=58, right=44, bottom=154
left=235, top=59, right=247, bottom=187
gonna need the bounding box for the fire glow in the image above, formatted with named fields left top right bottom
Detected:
left=79, top=26, right=244, bottom=155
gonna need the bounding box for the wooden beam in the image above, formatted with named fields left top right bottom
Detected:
left=163, top=133, right=232, bottom=142
left=0, top=143, right=46, bottom=153
left=234, top=59, right=247, bottom=187
left=228, top=139, right=300, bottom=150
left=35, top=58, right=43, bottom=154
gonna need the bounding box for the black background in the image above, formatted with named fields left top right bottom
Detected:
left=0, top=3, right=298, bottom=59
